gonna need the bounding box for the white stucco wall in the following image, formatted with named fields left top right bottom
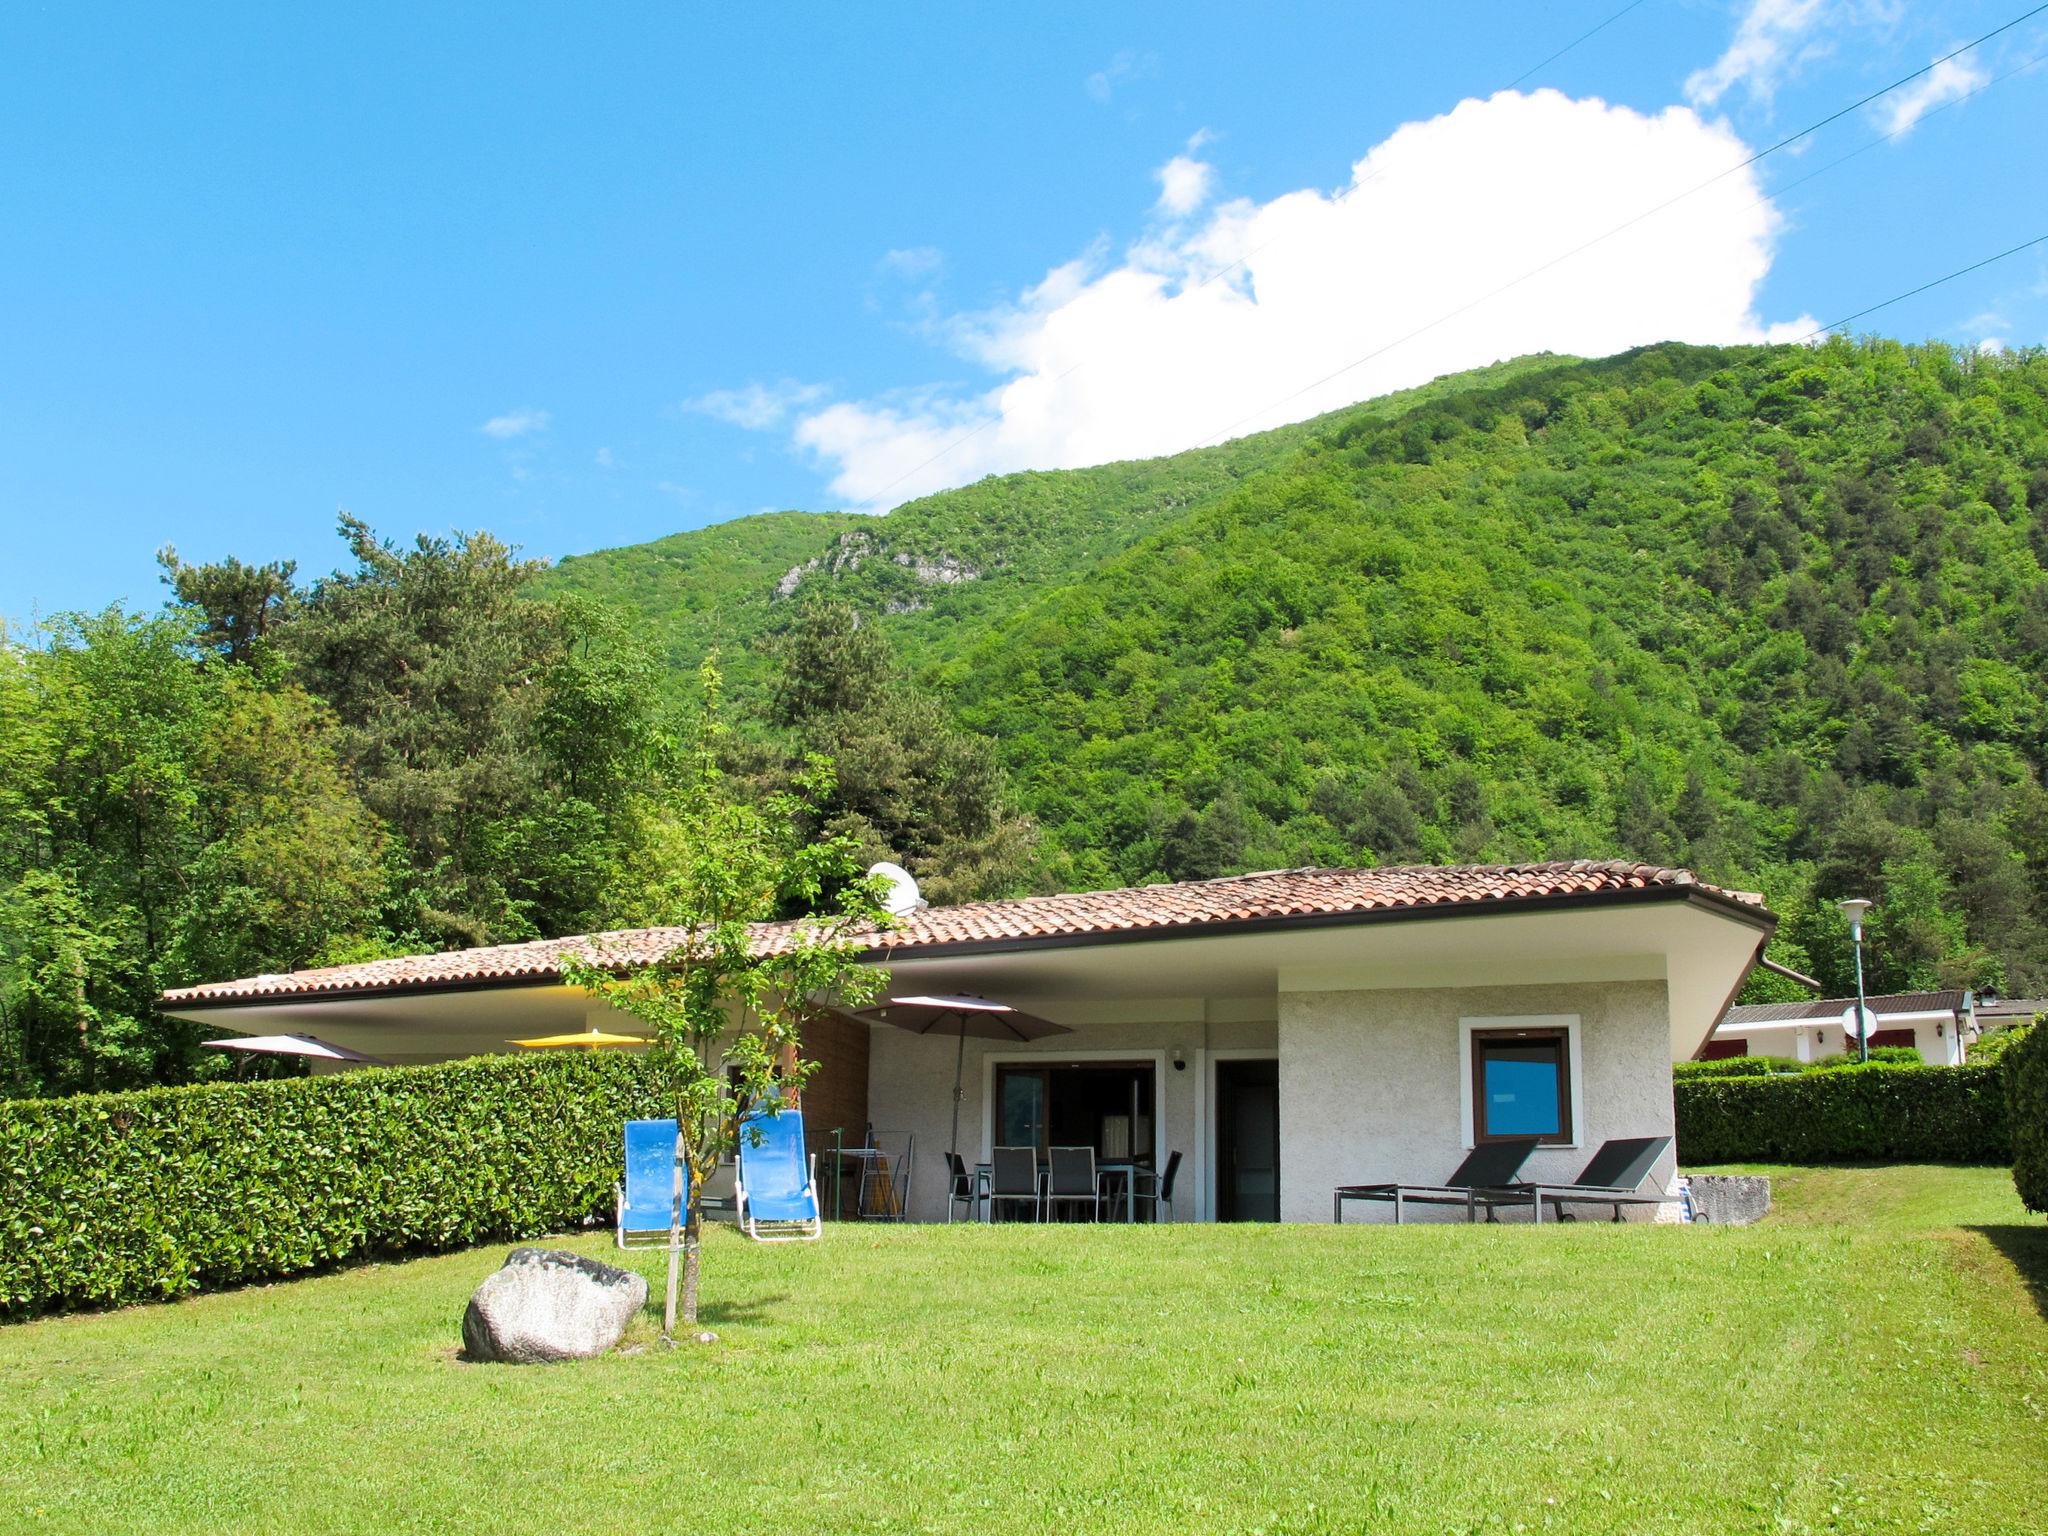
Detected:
left=863, top=1004, right=1276, bottom=1223
left=1278, top=980, right=1676, bottom=1223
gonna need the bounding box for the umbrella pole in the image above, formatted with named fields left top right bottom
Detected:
left=950, top=1023, right=966, bottom=1158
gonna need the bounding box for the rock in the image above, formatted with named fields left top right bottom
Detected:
left=1686, top=1174, right=1771, bottom=1225
left=461, top=1246, right=648, bottom=1363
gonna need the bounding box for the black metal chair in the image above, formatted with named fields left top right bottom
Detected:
left=988, top=1145, right=1042, bottom=1222
left=1333, top=1139, right=1542, bottom=1224
left=1128, top=1150, right=1181, bottom=1222
left=1045, top=1145, right=1106, bottom=1221
left=943, top=1150, right=988, bottom=1223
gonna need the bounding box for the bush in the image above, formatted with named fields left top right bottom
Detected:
left=1674, top=1062, right=2010, bottom=1165
left=2009, top=1025, right=2048, bottom=1213
left=1815, top=1044, right=1923, bottom=1068
left=0, top=1052, right=669, bottom=1319
left=1674, top=1055, right=1807, bottom=1079
left=1969, top=1020, right=2034, bottom=1066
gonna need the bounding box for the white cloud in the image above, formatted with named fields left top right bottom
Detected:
left=1880, top=55, right=1984, bottom=135
left=1154, top=150, right=1216, bottom=217
left=594, top=446, right=615, bottom=468
left=680, top=379, right=827, bottom=431
left=479, top=407, right=550, bottom=439
left=783, top=89, right=1809, bottom=511
left=879, top=246, right=944, bottom=280
left=1685, top=0, right=1830, bottom=108
left=1086, top=49, right=1155, bottom=104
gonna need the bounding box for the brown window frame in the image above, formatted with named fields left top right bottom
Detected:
left=1469, top=1027, right=1573, bottom=1145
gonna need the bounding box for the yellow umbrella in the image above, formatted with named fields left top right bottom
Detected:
left=509, top=1028, right=646, bottom=1050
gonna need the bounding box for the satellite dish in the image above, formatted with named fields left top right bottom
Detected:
left=868, top=861, right=927, bottom=917
left=1840, top=1004, right=1879, bottom=1039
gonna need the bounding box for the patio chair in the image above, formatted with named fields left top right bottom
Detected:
left=734, top=1108, right=822, bottom=1242
left=944, top=1150, right=988, bottom=1223
left=1332, top=1138, right=1542, bottom=1224
left=616, top=1118, right=687, bottom=1249
left=1480, top=1135, right=1673, bottom=1224
left=987, top=1145, right=1043, bottom=1222
left=1045, top=1145, right=1106, bottom=1222
left=1128, top=1149, right=1181, bottom=1223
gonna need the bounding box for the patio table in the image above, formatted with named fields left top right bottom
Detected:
left=976, top=1159, right=1142, bottom=1221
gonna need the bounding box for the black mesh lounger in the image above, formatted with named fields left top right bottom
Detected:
left=1333, top=1138, right=1542, bottom=1224
left=1477, top=1135, right=1673, bottom=1224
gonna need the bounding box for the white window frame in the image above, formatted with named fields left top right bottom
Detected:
left=1458, top=1014, right=1583, bottom=1151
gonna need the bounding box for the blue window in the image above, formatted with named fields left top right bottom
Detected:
left=1472, top=1029, right=1572, bottom=1143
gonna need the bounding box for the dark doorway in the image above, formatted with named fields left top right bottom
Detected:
left=1215, top=1058, right=1279, bottom=1222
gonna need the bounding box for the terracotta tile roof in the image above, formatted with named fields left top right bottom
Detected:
left=162, top=860, right=1761, bottom=1007
left=1720, top=990, right=1966, bottom=1028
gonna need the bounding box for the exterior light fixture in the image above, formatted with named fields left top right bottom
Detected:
left=1838, top=898, right=1875, bottom=1064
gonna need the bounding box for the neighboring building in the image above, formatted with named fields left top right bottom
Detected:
left=1973, top=995, right=2047, bottom=1032
left=1709, top=991, right=1976, bottom=1066
left=161, top=860, right=1772, bottom=1224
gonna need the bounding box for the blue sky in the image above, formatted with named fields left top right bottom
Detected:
left=4, top=1, right=2046, bottom=620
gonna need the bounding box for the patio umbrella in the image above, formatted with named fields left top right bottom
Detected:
left=201, top=1033, right=389, bottom=1066
left=849, top=994, right=1070, bottom=1156
left=509, top=1028, right=647, bottom=1050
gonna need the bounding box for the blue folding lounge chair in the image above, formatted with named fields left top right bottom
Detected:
left=616, top=1118, right=687, bottom=1249
left=735, top=1107, right=823, bottom=1242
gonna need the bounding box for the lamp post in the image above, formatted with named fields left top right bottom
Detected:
left=1839, top=898, right=1874, bottom=1063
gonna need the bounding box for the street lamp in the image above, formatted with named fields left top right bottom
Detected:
left=1839, top=898, right=1874, bottom=1063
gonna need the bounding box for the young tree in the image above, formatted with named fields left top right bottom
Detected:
left=565, top=662, right=889, bottom=1337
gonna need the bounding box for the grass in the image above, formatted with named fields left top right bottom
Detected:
left=3, top=1166, right=2044, bottom=1535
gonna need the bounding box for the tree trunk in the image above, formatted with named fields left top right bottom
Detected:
left=681, top=1204, right=703, bottom=1327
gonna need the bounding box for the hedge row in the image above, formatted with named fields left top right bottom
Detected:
left=1673, top=1061, right=2011, bottom=1165
left=2009, top=1026, right=2047, bottom=1212
left=1672, top=1055, right=1807, bottom=1079
left=1, top=1052, right=669, bottom=1319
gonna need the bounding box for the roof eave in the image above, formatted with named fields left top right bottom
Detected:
left=160, top=881, right=1774, bottom=1012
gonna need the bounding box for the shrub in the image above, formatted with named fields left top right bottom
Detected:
left=1674, top=1062, right=2010, bottom=1165
left=0, top=1052, right=669, bottom=1319
left=2009, top=1024, right=2048, bottom=1213
left=1815, top=1044, right=1923, bottom=1068
left=1969, top=1020, right=2034, bottom=1067
left=1674, top=1055, right=1807, bottom=1079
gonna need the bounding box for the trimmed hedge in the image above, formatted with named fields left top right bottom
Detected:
left=1673, top=1055, right=1806, bottom=1079
left=1674, top=1062, right=2010, bottom=1166
left=1, top=1053, right=669, bottom=1319
left=2009, top=1025, right=2047, bottom=1213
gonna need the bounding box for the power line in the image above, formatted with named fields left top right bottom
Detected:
left=1796, top=234, right=2048, bottom=342
left=1189, top=1, right=2048, bottom=448
left=1506, top=0, right=1652, bottom=91
left=843, top=0, right=1665, bottom=512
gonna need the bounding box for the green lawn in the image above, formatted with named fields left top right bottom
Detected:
left=3, top=1166, right=2044, bottom=1535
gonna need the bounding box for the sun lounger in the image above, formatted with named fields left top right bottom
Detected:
left=1333, top=1138, right=1542, bottom=1224
left=735, top=1107, right=823, bottom=1242
left=616, top=1118, right=686, bottom=1249
left=1479, top=1135, right=1673, bottom=1223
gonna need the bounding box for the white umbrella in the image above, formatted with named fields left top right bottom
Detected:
left=201, top=1032, right=389, bottom=1065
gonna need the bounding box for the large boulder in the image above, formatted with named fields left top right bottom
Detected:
left=461, top=1246, right=648, bottom=1363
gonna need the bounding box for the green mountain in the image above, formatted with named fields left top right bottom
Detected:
left=538, top=340, right=2048, bottom=997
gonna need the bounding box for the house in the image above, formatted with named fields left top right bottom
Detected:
left=1709, top=991, right=1976, bottom=1066
left=160, top=860, right=1772, bottom=1223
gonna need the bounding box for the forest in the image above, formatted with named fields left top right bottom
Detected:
left=6, top=337, right=2048, bottom=1096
